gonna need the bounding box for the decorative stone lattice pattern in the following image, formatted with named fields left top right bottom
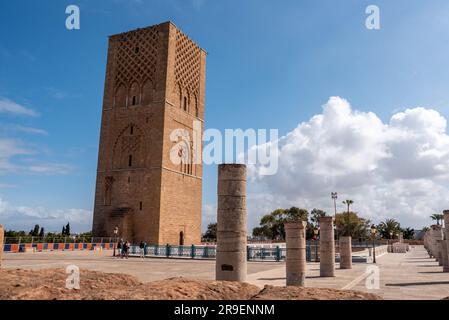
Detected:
left=121, top=135, right=142, bottom=154
left=114, top=26, right=159, bottom=88
left=174, top=29, right=201, bottom=97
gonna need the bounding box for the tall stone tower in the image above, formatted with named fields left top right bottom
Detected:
left=92, top=22, right=206, bottom=245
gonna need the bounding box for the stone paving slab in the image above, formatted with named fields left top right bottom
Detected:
left=350, top=246, right=449, bottom=300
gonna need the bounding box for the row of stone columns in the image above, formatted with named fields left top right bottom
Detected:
left=423, top=211, right=449, bottom=273
left=444, top=212, right=449, bottom=273
left=284, top=216, right=353, bottom=286
left=214, top=164, right=353, bottom=286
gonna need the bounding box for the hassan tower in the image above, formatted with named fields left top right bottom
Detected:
left=92, top=22, right=206, bottom=245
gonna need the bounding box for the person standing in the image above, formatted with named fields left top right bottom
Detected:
left=139, top=241, right=146, bottom=259
left=117, top=239, right=123, bottom=259
left=124, top=240, right=130, bottom=259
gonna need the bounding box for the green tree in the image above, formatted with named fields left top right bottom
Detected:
left=39, top=227, right=45, bottom=237
left=202, top=223, right=217, bottom=241
left=342, top=200, right=354, bottom=235
left=310, top=208, right=326, bottom=227
left=342, top=200, right=354, bottom=214
left=401, top=227, right=415, bottom=240
left=30, top=224, right=40, bottom=237
left=252, top=207, right=309, bottom=240
left=335, top=211, right=370, bottom=238
left=430, top=214, right=444, bottom=225
left=65, top=222, right=71, bottom=236
left=377, top=218, right=401, bottom=239
left=62, top=226, right=66, bottom=235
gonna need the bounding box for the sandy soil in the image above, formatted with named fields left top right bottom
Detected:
left=0, top=268, right=381, bottom=300
left=253, top=285, right=382, bottom=300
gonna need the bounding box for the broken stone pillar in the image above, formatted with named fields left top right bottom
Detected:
left=0, top=225, right=4, bottom=268
left=431, top=225, right=443, bottom=262
left=216, top=164, right=247, bottom=282
left=444, top=211, right=449, bottom=271
left=339, top=236, right=352, bottom=269
left=437, top=240, right=444, bottom=266
left=399, top=233, right=404, bottom=243
left=319, top=216, right=335, bottom=277
left=285, top=221, right=307, bottom=286
left=441, top=239, right=449, bottom=273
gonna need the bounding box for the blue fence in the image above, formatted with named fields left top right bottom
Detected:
left=125, top=240, right=380, bottom=262
left=127, top=244, right=320, bottom=262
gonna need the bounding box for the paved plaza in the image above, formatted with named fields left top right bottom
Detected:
left=3, top=246, right=449, bottom=300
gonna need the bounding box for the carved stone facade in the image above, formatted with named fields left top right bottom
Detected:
left=92, top=22, right=206, bottom=245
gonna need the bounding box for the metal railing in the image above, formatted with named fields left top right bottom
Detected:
left=125, top=242, right=380, bottom=262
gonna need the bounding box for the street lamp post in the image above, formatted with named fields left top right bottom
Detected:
left=113, top=226, right=119, bottom=257
left=314, top=227, right=319, bottom=262
left=371, top=225, right=377, bottom=264
left=331, top=192, right=338, bottom=218
left=331, top=192, right=338, bottom=239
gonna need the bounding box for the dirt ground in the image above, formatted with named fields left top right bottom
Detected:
left=0, top=268, right=382, bottom=300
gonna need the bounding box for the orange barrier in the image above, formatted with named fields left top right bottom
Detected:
left=3, top=242, right=116, bottom=253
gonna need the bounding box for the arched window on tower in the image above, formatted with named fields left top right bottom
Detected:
left=178, top=84, right=183, bottom=109
left=129, top=82, right=140, bottom=106
left=179, top=231, right=184, bottom=245
left=114, top=85, right=127, bottom=108
left=183, top=96, right=188, bottom=112
left=195, top=95, right=199, bottom=117
left=141, top=80, right=153, bottom=106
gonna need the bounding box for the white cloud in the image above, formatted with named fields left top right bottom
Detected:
left=0, top=137, right=73, bottom=176
left=0, top=98, right=38, bottom=117
left=247, top=97, right=449, bottom=229
left=202, top=203, right=216, bottom=232
left=0, top=197, right=92, bottom=233
left=0, top=124, right=48, bottom=136
left=0, top=138, right=33, bottom=172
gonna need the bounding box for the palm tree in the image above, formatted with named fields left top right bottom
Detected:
left=342, top=200, right=354, bottom=236
left=430, top=214, right=444, bottom=226
left=377, top=218, right=400, bottom=239
left=342, top=200, right=354, bottom=213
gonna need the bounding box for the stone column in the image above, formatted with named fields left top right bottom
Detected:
left=399, top=233, right=404, bottom=243
left=431, top=225, right=443, bottom=262
left=285, top=221, right=307, bottom=286
left=339, top=236, right=352, bottom=269
left=216, top=164, right=247, bottom=282
left=441, top=240, right=449, bottom=273
left=444, top=211, right=449, bottom=272
left=319, top=216, right=335, bottom=277
left=0, top=224, right=4, bottom=268
left=437, top=240, right=444, bottom=266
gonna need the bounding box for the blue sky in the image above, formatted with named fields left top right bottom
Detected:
left=1, top=0, right=449, bottom=233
